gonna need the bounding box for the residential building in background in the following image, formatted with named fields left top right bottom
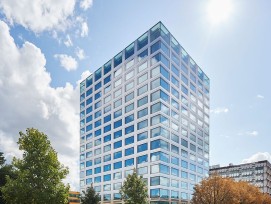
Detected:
left=79, top=22, right=210, bottom=203
left=68, top=191, right=80, bottom=204
left=210, top=160, right=271, bottom=195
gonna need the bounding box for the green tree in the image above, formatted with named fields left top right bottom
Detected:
left=1, top=128, right=69, bottom=204
left=0, top=152, right=16, bottom=204
left=81, top=185, right=100, bottom=204
left=120, top=170, right=148, bottom=204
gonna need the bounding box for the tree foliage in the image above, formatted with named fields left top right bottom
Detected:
left=81, top=185, right=100, bottom=204
left=1, top=128, right=69, bottom=204
left=191, top=174, right=271, bottom=204
left=120, top=170, right=148, bottom=204
left=0, top=152, right=16, bottom=204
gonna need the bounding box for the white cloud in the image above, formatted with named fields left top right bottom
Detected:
left=242, top=152, right=271, bottom=164
left=0, top=0, right=76, bottom=33
left=80, top=0, right=93, bottom=10
left=64, top=35, right=73, bottom=47
left=75, top=47, right=86, bottom=60
left=210, top=107, right=229, bottom=114
left=238, top=130, right=259, bottom=137
left=257, top=94, right=264, bottom=99
left=81, top=22, right=88, bottom=37
left=54, top=54, right=78, bottom=71
left=0, top=20, right=79, bottom=189
left=247, top=130, right=258, bottom=136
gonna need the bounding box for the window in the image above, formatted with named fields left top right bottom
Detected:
left=137, top=143, right=148, bottom=153
left=126, top=58, right=134, bottom=70
left=138, top=96, right=148, bottom=107
left=125, top=147, right=134, bottom=156
left=104, top=60, right=111, bottom=75
left=125, top=114, right=134, bottom=124
left=137, top=119, right=148, bottom=130
left=125, top=136, right=134, bottom=145
left=125, top=158, right=134, bottom=167
left=138, top=49, right=148, bottom=61
left=104, top=144, right=111, bottom=152
left=151, top=53, right=169, bottom=68
left=114, top=99, right=122, bottom=108
left=114, top=130, right=122, bottom=139
left=137, top=155, right=148, bottom=164
left=137, top=131, right=148, bottom=141
left=114, top=119, right=122, bottom=129
left=104, top=114, right=111, bottom=123
left=137, top=32, right=148, bottom=51
left=138, top=61, right=148, bottom=72
left=151, top=126, right=169, bottom=139
left=138, top=84, right=148, bottom=96
left=125, top=125, right=134, bottom=134
left=125, top=43, right=134, bottom=59
left=125, top=103, right=134, bottom=113
left=114, top=109, right=122, bottom=118
left=138, top=73, right=148, bottom=84
left=114, top=89, right=122, bottom=98
left=125, top=80, right=134, bottom=91
left=114, top=52, right=122, bottom=67
left=94, top=68, right=102, bottom=81
left=125, top=71, right=134, bottom=81
left=151, top=139, right=169, bottom=151
left=114, top=151, right=122, bottom=159
left=114, top=141, right=122, bottom=149
left=114, top=78, right=122, bottom=87
left=125, top=92, right=134, bottom=102
left=138, top=108, right=148, bottom=118
left=104, top=164, right=111, bottom=172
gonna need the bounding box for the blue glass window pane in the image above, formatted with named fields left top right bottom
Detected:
left=86, top=88, right=92, bottom=96
left=171, top=36, right=180, bottom=55
left=181, top=63, right=188, bottom=75
left=125, top=147, right=134, bottom=156
left=181, top=160, right=188, bottom=168
left=190, top=83, right=196, bottom=93
left=137, top=155, right=148, bottom=164
left=104, top=75, right=111, bottom=85
left=114, top=141, right=122, bottom=149
left=125, top=114, right=134, bottom=124
left=114, top=119, right=122, bottom=129
left=94, top=110, right=101, bottom=118
left=137, top=32, right=148, bottom=50
left=94, top=176, right=101, bottom=183
left=94, top=68, right=102, bottom=81
left=86, top=160, right=92, bottom=167
left=160, top=66, right=169, bottom=80
left=114, top=52, right=122, bottom=68
left=138, top=96, right=148, bottom=107
left=137, top=143, right=148, bottom=153
left=95, top=91, right=101, bottom=100
left=104, top=114, right=111, bottom=123
left=94, top=167, right=101, bottom=174
left=95, top=82, right=101, bottom=91
left=160, top=78, right=169, bottom=92
left=86, top=124, right=92, bottom=132
left=181, top=85, right=188, bottom=95
left=125, top=125, right=134, bottom=134
left=172, top=53, right=180, bottom=66
left=104, top=60, right=111, bottom=75
left=94, top=120, right=101, bottom=128
left=86, top=76, right=93, bottom=88
left=104, top=134, right=111, bottom=143
left=125, top=43, right=134, bottom=59
left=94, top=129, right=101, bottom=137
left=137, top=131, right=148, bottom=141
left=114, top=130, right=122, bottom=139
left=138, top=108, right=148, bottom=118
left=114, top=109, right=122, bottom=118
left=104, top=164, right=111, bottom=172
left=171, top=75, right=179, bottom=87
left=104, top=154, right=111, bottom=162
left=161, top=90, right=169, bottom=103
left=104, top=124, right=111, bottom=133
left=86, top=115, right=92, bottom=123
left=125, top=158, right=134, bottom=167
left=138, top=49, right=148, bottom=61
left=80, top=93, right=85, bottom=102
left=104, top=174, right=111, bottom=181
left=160, top=164, right=170, bottom=175
left=181, top=74, right=188, bottom=85
left=125, top=136, right=134, bottom=145
left=114, top=161, right=122, bottom=169
left=86, top=97, right=93, bottom=105
left=94, top=101, right=101, bottom=109
left=171, top=64, right=179, bottom=77
left=137, top=119, right=148, bottom=130
left=114, top=151, right=122, bottom=159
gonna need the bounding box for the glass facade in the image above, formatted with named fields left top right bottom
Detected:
left=79, top=22, right=210, bottom=203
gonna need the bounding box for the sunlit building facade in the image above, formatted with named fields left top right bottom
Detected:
left=210, top=160, right=271, bottom=195
left=79, top=22, right=210, bottom=203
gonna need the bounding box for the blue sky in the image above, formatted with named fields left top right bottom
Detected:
left=0, top=0, right=270, bottom=189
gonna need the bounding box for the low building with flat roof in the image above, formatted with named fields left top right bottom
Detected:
left=210, top=160, right=271, bottom=195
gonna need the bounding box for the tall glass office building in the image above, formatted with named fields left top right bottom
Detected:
left=79, top=22, right=210, bottom=203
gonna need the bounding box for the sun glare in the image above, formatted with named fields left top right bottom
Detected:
left=207, top=0, right=233, bottom=25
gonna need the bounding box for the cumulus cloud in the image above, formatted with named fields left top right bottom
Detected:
left=64, top=35, right=73, bottom=47
left=75, top=47, right=86, bottom=60
left=210, top=107, right=229, bottom=114
left=54, top=54, right=78, bottom=71
left=80, top=0, right=93, bottom=10
left=257, top=94, right=264, bottom=99
left=81, top=22, right=88, bottom=37
left=0, top=20, right=79, bottom=189
left=0, top=0, right=76, bottom=33
left=242, top=152, right=271, bottom=164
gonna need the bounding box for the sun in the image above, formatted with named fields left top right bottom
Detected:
left=207, top=0, right=233, bottom=25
